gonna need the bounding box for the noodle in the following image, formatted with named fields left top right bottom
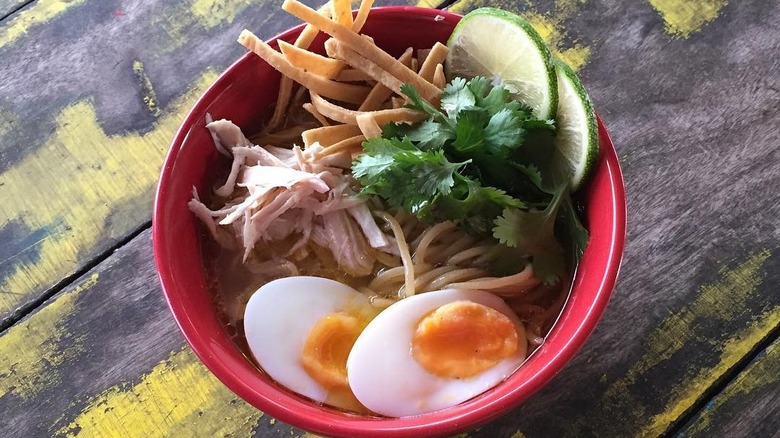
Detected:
left=446, top=245, right=493, bottom=266
left=195, top=4, right=575, bottom=386
left=413, top=221, right=456, bottom=265
left=375, top=211, right=416, bottom=297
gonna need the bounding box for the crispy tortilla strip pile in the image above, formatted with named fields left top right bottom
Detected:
left=237, top=0, right=449, bottom=156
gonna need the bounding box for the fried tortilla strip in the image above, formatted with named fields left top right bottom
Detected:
left=268, top=2, right=333, bottom=129
left=325, top=39, right=406, bottom=97
left=356, top=113, right=382, bottom=138
left=335, top=68, right=374, bottom=83
left=391, top=97, right=405, bottom=109
left=318, top=134, right=366, bottom=157
left=418, top=42, right=449, bottom=82
left=283, top=0, right=441, bottom=102
left=332, top=135, right=365, bottom=155
left=311, top=92, right=426, bottom=126
left=433, top=63, right=446, bottom=89
left=332, top=0, right=353, bottom=27
left=371, top=108, right=426, bottom=125
left=352, top=0, right=374, bottom=32
left=310, top=91, right=361, bottom=124
left=358, top=48, right=413, bottom=111
left=303, top=102, right=330, bottom=126
left=302, top=124, right=363, bottom=146
left=279, top=40, right=345, bottom=78
left=238, top=30, right=370, bottom=105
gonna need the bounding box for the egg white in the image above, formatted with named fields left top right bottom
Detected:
left=243, top=276, right=371, bottom=404
left=346, top=289, right=527, bottom=417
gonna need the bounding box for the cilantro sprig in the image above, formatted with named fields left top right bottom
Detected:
left=352, top=77, right=588, bottom=283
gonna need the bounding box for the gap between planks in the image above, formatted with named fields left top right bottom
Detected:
left=662, top=322, right=780, bottom=438
left=0, top=0, right=457, bottom=25
left=3, top=0, right=772, bottom=434
left=0, top=0, right=34, bottom=22
left=0, top=0, right=454, bottom=333
left=0, top=221, right=151, bottom=334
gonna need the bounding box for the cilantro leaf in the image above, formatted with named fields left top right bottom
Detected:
left=560, top=197, right=589, bottom=259
left=465, top=76, right=490, bottom=99
left=352, top=137, right=415, bottom=180
left=524, top=118, right=556, bottom=131
left=484, top=108, right=523, bottom=156
left=479, top=84, right=513, bottom=116
left=354, top=137, right=467, bottom=213
left=452, top=108, right=488, bottom=154
left=386, top=120, right=453, bottom=151
left=493, top=183, right=568, bottom=283
left=401, top=83, right=450, bottom=127
left=509, top=162, right=544, bottom=191
left=441, top=77, right=476, bottom=119
left=430, top=175, right=525, bottom=233
left=358, top=77, right=589, bottom=282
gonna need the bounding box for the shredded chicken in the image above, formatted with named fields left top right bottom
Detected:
left=189, top=118, right=394, bottom=270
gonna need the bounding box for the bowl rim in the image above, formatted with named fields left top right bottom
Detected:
left=153, top=6, right=627, bottom=438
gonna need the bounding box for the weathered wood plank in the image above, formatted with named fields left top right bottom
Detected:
left=678, top=339, right=780, bottom=438
left=2, top=0, right=779, bottom=437
left=436, top=0, right=780, bottom=436
left=0, top=232, right=777, bottom=437
left=0, top=0, right=415, bottom=327
left=0, top=229, right=265, bottom=437
left=0, top=0, right=30, bottom=21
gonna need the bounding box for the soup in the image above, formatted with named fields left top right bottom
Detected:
left=189, top=0, right=593, bottom=418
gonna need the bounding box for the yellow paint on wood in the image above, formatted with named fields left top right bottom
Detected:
left=0, top=0, right=87, bottom=49
left=132, top=60, right=161, bottom=116
left=648, top=0, right=728, bottom=38
left=0, top=70, right=218, bottom=318
left=640, top=305, right=780, bottom=436
left=151, top=0, right=276, bottom=55
left=0, top=273, right=98, bottom=399
left=625, top=251, right=770, bottom=383
left=685, top=340, right=780, bottom=434
left=589, top=251, right=773, bottom=436
left=190, top=0, right=256, bottom=29
left=58, top=348, right=262, bottom=437
left=446, top=0, right=472, bottom=13
left=557, top=45, right=591, bottom=73
left=524, top=13, right=591, bottom=72
left=448, top=0, right=592, bottom=71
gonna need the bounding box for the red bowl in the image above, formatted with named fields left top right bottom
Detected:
left=153, top=6, right=626, bottom=438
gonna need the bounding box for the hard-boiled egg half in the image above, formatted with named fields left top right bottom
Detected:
left=347, top=288, right=527, bottom=417
left=243, top=276, right=379, bottom=412
left=244, top=278, right=527, bottom=416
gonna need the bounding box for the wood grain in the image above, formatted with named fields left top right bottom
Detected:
left=441, top=0, right=780, bottom=436
left=0, top=0, right=414, bottom=327
left=678, top=340, right=780, bottom=438
left=0, top=0, right=30, bottom=21
left=1, top=0, right=779, bottom=436
left=0, top=229, right=261, bottom=437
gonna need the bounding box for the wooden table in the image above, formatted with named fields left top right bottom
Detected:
left=1, top=0, right=778, bottom=436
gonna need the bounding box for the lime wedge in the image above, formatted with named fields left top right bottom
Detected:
left=552, top=61, right=599, bottom=191
left=445, top=7, right=558, bottom=120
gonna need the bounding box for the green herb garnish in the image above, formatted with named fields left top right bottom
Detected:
left=352, top=77, right=588, bottom=283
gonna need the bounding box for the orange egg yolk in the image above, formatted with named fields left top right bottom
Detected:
left=300, top=311, right=372, bottom=413
left=412, top=300, right=519, bottom=379
left=301, top=312, right=364, bottom=390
